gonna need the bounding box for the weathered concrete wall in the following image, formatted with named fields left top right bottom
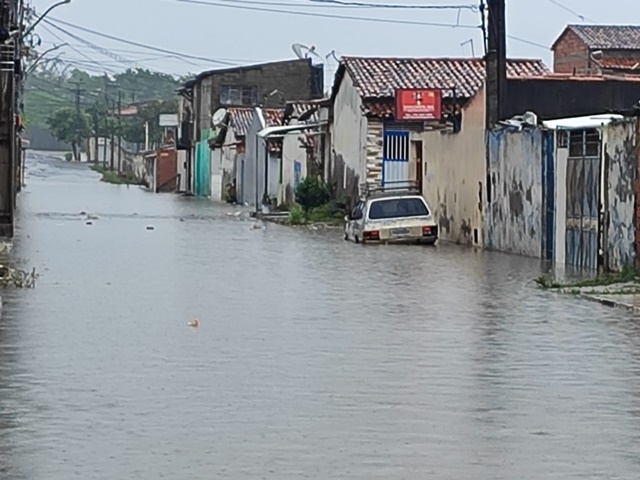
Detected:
left=331, top=71, right=366, bottom=206
left=421, top=89, right=485, bottom=246
left=485, top=127, right=544, bottom=258
left=605, top=120, right=637, bottom=271
left=554, top=135, right=569, bottom=266
left=282, top=131, right=307, bottom=205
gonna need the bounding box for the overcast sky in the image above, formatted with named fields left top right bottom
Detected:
left=31, top=0, right=640, bottom=80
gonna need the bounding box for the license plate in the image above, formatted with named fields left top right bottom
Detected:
left=391, top=228, right=411, bottom=237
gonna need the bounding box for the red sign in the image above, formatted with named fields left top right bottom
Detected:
left=395, top=89, right=442, bottom=121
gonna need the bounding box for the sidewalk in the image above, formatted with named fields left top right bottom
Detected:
left=566, top=282, right=640, bottom=312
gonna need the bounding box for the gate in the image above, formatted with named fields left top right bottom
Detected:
left=565, top=129, right=601, bottom=270
left=382, top=130, right=409, bottom=187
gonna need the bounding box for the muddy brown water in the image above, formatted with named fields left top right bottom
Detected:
left=1, top=152, right=640, bottom=479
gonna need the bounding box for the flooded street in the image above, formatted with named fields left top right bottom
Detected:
left=2, top=152, right=640, bottom=479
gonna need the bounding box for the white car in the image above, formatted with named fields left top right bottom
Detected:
left=344, top=193, right=438, bottom=245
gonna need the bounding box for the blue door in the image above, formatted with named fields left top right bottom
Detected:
left=382, top=130, right=409, bottom=187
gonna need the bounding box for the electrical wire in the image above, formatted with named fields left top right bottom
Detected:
left=190, top=0, right=478, bottom=9
left=547, top=0, right=595, bottom=23
left=47, top=17, right=240, bottom=66
left=173, top=0, right=479, bottom=28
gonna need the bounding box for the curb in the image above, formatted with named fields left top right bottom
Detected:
left=579, top=293, right=638, bottom=312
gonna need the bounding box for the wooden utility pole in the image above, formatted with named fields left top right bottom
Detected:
left=0, top=0, right=19, bottom=237
left=485, top=0, right=506, bottom=128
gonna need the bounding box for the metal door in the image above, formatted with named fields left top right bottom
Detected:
left=565, top=129, right=601, bottom=270
left=382, top=130, right=409, bottom=187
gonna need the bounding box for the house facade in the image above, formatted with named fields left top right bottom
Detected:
left=552, top=25, right=640, bottom=75
left=178, top=59, right=324, bottom=197
left=329, top=56, right=549, bottom=245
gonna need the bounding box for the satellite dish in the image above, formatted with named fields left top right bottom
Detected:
left=292, top=43, right=323, bottom=64
left=211, top=108, right=228, bottom=128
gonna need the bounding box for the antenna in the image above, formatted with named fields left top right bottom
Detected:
left=291, top=43, right=323, bottom=64
left=461, top=39, right=475, bottom=57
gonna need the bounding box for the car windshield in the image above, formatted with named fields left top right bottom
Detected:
left=368, top=197, right=430, bottom=220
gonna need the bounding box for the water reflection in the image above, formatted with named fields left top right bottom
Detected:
left=0, top=153, right=639, bottom=479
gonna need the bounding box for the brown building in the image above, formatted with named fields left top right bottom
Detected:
left=177, top=58, right=324, bottom=196
left=552, top=25, right=640, bottom=75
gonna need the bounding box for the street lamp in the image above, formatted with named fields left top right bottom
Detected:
left=23, top=0, right=71, bottom=39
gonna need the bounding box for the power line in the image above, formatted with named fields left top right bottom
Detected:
left=547, top=0, right=595, bottom=23
left=196, top=0, right=478, bottom=9
left=47, top=17, right=240, bottom=66
left=174, top=0, right=480, bottom=28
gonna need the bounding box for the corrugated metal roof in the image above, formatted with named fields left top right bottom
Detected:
left=559, top=25, right=640, bottom=50
left=340, top=57, right=549, bottom=99
left=543, top=114, right=624, bottom=130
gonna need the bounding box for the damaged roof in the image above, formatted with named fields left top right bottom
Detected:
left=227, top=108, right=283, bottom=138
left=554, top=25, right=640, bottom=51
left=335, top=56, right=549, bottom=99
left=285, top=98, right=329, bottom=124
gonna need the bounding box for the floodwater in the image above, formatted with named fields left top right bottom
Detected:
left=1, top=152, right=640, bottom=480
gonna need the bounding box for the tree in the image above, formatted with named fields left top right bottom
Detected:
left=47, top=107, right=91, bottom=161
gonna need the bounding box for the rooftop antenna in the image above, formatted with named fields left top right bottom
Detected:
left=292, top=43, right=323, bottom=64
left=461, top=39, right=475, bottom=57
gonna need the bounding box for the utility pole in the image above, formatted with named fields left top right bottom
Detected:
left=71, top=81, right=84, bottom=161
left=0, top=0, right=19, bottom=237
left=485, top=0, right=506, bottom=129
left=117, top=89, right=122, bottom=173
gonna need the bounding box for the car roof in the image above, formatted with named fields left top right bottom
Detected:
left=367, top=194, right=425, bottom=202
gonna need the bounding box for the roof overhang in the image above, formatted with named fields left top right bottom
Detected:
left=257, top=123, right=323, bottom=138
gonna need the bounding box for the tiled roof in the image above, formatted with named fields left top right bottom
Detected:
left=340, top=57, right=549, bottom=99
left=559, top=25, right=640, bottom=50
left=285, top=99, right=327, bottom=124
left=227, top=108, right=283, bottom=138
left=600, top=57, right=640, bottom=71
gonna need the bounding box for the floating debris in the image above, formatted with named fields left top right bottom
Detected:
left=0, top=265, right=38, bottom=288
left=85, top=221, right=93, bottom=226
left=187, top=319, right=200, bottom=328
left=146, top=225, right=155, bottom=231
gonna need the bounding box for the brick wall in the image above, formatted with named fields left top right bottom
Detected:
left=156, top=148, right=177, bottom=192
left=553, top=29, right=590, bottom=74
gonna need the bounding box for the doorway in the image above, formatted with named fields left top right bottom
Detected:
left=410, top=140, right=423, bottom=192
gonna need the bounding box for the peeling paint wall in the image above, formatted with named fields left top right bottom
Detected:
left=421, top=89, right=485, bottom=246
left=605, top=119, right=637, bottom=271
left=485, top=128, right=544, bottom=258
left=331, top=72, right=367, bottom=205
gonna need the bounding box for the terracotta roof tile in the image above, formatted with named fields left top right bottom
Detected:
left=600, top=57, right=640, bottom=71
left=342, top=57, right=549, bottom=99
left=227, top=107, right=283, bottom=138
left=563, top=25, right=640, bottom=50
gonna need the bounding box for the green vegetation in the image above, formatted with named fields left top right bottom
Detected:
left=535, top=267, right=638, bottom=290
left=287, top=200, right=345, bottom=226
left=294, top=176, right=331, bottom=212
left=90, top=164, right=145, bottom=186
left=26, top=67, right=182, bottom=151
left=64, top=152, right=73, bottom=162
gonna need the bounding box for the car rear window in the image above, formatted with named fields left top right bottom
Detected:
left=368, top=198, right=430, bottom=220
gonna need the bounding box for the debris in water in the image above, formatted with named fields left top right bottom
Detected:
left=85, top=221, right=93, bottom=226
left=146, top=225, right=155, bottom=231
left=0, top=265, right=38, bottom=288
left=187, top=319, right=200, bottom=328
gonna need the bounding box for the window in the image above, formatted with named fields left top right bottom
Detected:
left=220, top=85, right=258, bottom=106
left=368, top=197, right=429, bottom=220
